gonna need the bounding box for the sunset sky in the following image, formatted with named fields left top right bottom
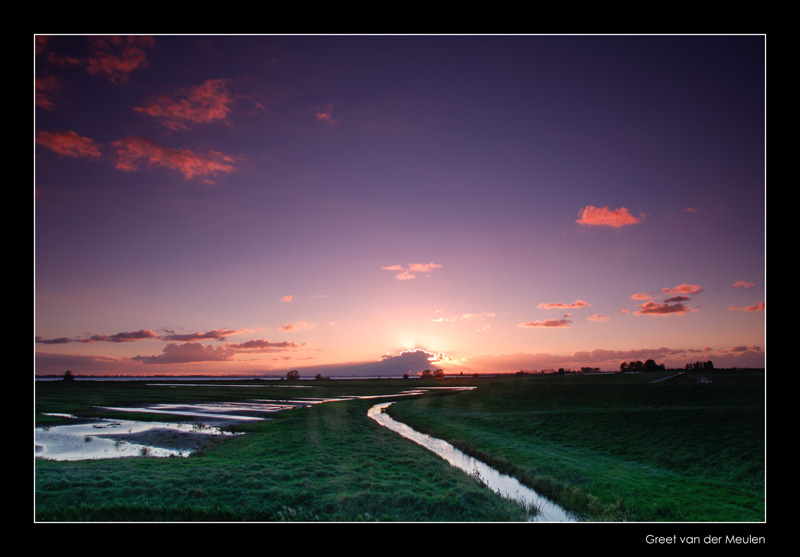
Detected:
left=34, top=34, right=766, bottom=376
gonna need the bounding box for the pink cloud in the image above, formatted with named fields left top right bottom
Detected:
left=662, top=283, right=703, bottom=295
left=162, top=328, right=244, bottom=342
left=433, top=312, right=496, bottom=323
left=537, top=299, right=590, bottom=310
left=133, top=336, right=302, bottom=364
left=729, top=302, right=765, bottom=312
left=78, top=329, right=160, bottom=343
left=36, top=329, right=160, bottom=344
left=84, top=36, right=156, bottom=85
left=663, top=295, right=691, bottom=303
left=588, top=314, right=610, bottom=322
left=518, top=319, right=572, bottom=328
left=727, top=345, right=764, bottom=354
left=634, top=300, right=696, bottom=316
left=734, top=281, right=756, bottom=289
left=35, top=75, right=63, bottom=110
left=382, top=262, right=443, bottom=280
left=226, top=339, right=300, bottom=353
left=630, top=292, right=652, bottom=300
left=315, top=104, right=339, bottom=125
left=36, top=130, right=103, bottom=159
left=280, top=321, right=315, bottom=332
left=111, top=137, right=238, bottom=180
left=281, top=295, right=294, bottom=302
left=576, top=205, right=642, bottom=228
left=134, top=79, right=235, bottom=131
left=133, top=342, right=233, bottom=364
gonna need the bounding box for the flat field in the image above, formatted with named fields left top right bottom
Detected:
left=34, top=371, right=765, bottom=522
left=388, top=370, right=766, bottom=521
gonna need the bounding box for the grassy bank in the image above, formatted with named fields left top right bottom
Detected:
left=35, top=380, right=528, bottom=522
left=386, top=371, right=765, bottom=522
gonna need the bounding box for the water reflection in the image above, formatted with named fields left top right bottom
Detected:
left=368, top=402, right=578, bottom=522
left=35, top=416, right=238, bottom=461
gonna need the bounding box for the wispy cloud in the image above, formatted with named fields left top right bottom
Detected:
left=161, top=328, right=244, bottom=342
left=588, top=314, right=610, bottom=322
left=35, top=74, right=63, bottom=110
left=83, top=36, right=156, bottom=85
left=537, top=300, right=590, bottom=310
left=280, top=321, right=315, bottom=332
left=433, top=311, right=496, bottom=323
left=518, top=319, right=572, bottom=328
left=662, top=283, right=703, bottom=295
left=280, top=295, right=294, bottom=302
left=36, top=329, right=160, bottom=344
left=576, top=205, right=642, bottom=228
left=726, top=345, right=764, bottom=355
left=37, top=130, right=240, bottom=182
left=36, top=130, right=103, bottom=159
left=315, top=104, right=340, bottom=126
left=36, top=327, right=245, bottom=345
left=634, top=300, right=696, bottom=316
left=134, top=79, right=235, bottom=131
left=734, top=281, right=756, bottom=289
left=44, top=36, right=155, bottom=86
left=382, top=262, right=443, bottom=280
left=729, top=302, right=765, bottom=312
left=225, top=339, right=301, bottom=353
left=111, top=136, right=239, bottom=180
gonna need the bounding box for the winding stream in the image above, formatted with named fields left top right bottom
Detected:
left=368, top=401, right=579, bottom=522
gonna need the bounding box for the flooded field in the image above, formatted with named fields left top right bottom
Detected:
left=34, top=416, right=240, bottom=460
left=35, top=386, right=471, bottom=461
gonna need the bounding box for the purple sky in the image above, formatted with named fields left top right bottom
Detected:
left=34, top=35, right=766, bottom=376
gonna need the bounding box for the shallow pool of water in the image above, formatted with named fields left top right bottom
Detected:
left=34, top=416, right=239, bottom=460
left=368, top=401, right=579, bottom=522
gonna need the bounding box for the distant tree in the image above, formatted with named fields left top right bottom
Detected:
left=419, top=369, right=432, bottom=378
left=432, top=369, right=445, bottom=379
left=63, top=370, right=75, bottom=382
left=643, top=359, right=664, bottom=372
left=621, top=359, right=665, bottom=372
left=685, top=360, right=715, bottom=371
left=286, top=369, right=299, bottom=380
left=402, top=373, right=409, bottom=379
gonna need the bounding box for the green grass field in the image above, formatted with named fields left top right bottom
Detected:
left=387, top=371, right=765, bottom=521
left=34, top=372, right=765, bottom=522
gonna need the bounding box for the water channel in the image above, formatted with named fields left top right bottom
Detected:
left=368, top=401, right=578, bottom=522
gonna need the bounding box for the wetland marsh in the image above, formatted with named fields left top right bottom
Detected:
left=34, top=371, right=765, bottom=522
